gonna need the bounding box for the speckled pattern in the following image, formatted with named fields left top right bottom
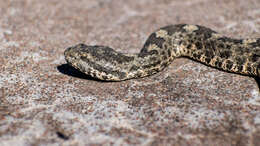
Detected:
left=65, top=24, right=260, bottom=81
left=0, top=0, right=260, bottom=146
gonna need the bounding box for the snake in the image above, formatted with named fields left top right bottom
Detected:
left=64, top=24, right=260, bottom=81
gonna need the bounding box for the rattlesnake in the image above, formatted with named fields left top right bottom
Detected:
left=64, top=24, right=260, bottom=81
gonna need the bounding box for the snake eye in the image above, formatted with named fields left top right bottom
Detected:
left=78, top=43, right=87, bottom=48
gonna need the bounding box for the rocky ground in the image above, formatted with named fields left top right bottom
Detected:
left=0, top=0, right=260, bottom=145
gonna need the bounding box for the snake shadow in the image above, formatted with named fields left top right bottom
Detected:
left=255, top=77, right=260, bottom=89
left=189, top=57, right=260, bottom=90
left=58, top=63, right=260, bottom=88
left=57, top=64, right=106, bottom=82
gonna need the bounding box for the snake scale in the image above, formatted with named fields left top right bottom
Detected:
left=64, top=24, right=260, bottom=81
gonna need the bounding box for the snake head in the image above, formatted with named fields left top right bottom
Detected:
left=64, top=43, right=135, bottom=81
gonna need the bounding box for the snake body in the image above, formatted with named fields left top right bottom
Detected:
left=64, top=24, right=260, bottom=81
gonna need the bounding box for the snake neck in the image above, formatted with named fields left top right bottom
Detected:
left=129, top=24, right=260, bottom=78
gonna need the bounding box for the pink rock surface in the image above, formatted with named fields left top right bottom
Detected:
left=0, top=0, right=260, bottom=145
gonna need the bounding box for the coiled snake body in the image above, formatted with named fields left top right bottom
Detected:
left=64, top=24, right=260, bottom=81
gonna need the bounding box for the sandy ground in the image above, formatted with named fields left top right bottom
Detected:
left=0, top=0, right=260, bottom=145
